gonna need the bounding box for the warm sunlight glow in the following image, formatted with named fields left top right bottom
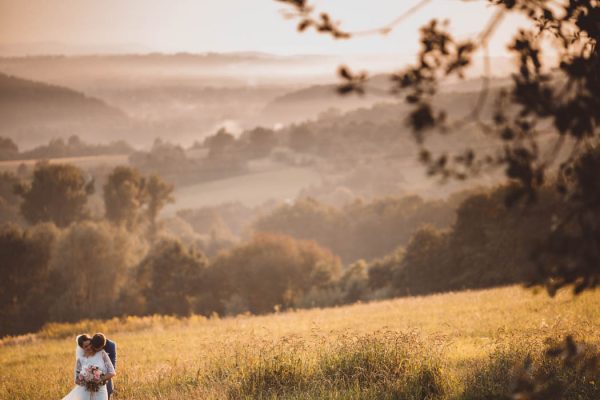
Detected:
left=0, top=0, right=529, bottom=57
left=2, top=1, right=598, bottom=398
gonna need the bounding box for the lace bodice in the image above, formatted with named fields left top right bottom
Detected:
left=74, top=350, right=115, bottom=383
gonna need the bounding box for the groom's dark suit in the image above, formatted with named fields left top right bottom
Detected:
left=104, top=339, right=117, bottom=397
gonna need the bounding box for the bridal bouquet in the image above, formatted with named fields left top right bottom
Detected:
left=78, top=365, right=105, bottom=392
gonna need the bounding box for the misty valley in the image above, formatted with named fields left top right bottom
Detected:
left=2, top=1, right=600, bottom=397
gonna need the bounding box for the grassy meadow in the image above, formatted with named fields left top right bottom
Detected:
left=0, top=154, right=130, bottom=172
left=163, top=165, right=321, bottom=213
left=1, top=286, right=599, bottom=399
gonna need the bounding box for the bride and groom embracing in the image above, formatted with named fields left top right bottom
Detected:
left=62, top=333, right=117, bottom=400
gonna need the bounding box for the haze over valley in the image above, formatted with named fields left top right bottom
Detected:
left=3, top=2, right=599, bottom=399
left=0, top=52, right=507, bottom=216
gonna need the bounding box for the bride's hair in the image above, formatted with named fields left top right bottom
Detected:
left=76, top=334, right=92, bottom=348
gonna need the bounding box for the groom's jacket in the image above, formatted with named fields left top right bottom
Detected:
left=105, top=339, right=117, bottom=395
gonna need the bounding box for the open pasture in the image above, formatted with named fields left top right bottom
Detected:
left=1, top=286, right=599, bottom=399
left=0, top=154, right=129, bottom=172
left=164, top=166, right=321, bottom=213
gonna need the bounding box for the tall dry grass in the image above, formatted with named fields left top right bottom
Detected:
left=1, top=286, right=599, bottom=399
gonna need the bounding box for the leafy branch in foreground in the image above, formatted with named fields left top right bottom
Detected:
left=512, top=336, right=600, bottom=400
left=277, top=0, right=600, bottom=296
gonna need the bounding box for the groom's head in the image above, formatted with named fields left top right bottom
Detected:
left=91, top=333, right=107, bottom=351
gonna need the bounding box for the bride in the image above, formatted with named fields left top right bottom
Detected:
left=62, top=334, right=116, bottom=400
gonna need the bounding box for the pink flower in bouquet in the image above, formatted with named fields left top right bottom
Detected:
left=81, top=365, right=105, bottom=392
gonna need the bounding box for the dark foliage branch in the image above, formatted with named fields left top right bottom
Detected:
left=511, top=335, right=600, bottom=399
left=277, top=0, right=433, bottom=38
left=277, top=0, right=600, bottom=297
left=278, top=1, right=600, bottom=388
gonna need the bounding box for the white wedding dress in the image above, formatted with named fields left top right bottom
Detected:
left=62, top=346, right=115, bottom=400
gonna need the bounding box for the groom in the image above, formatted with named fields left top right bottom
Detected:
left=91, top=333, right=117, bottom=399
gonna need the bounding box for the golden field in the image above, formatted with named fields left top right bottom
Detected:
left=1, top=286, right=599, bottom=399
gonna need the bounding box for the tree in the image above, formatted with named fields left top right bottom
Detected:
left=368, top=247, right=404, bottom=292
left=145, top=174, right=175, bottom=238
left=241, top=127, right=277, bottom=158
left=103, top=166, right=146, bottom=229
left=0, top=223, right=60, bottom=336
left=0, top=137, right=19, bottom=160
left=253, top=197, right=342, bottom=258
left=204, top=127, right=236, bottom=157
left=104, top=166, right=175, bottom=236
left=67, top=134, right=83, bottom=148
left=16, top=162, right=93, bottom=227
left=289, top=124, right=316, bottom=152
left=338, top=259, right=369, bottom=303
left=277, top=0, right=600, bottom=295
left=48, top=221, right=145, bottom=322
left=0, top=171, right=24, bottom=225
left=211, top=233, right=341, bottom=314
left=132, top=238, right=209, bottom=316
left=397, top=225, right=449, bottom=295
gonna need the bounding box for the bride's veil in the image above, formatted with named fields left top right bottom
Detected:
left=75, top=335, right=85, bottom=359
left=61, top=335, right=88, bottom=400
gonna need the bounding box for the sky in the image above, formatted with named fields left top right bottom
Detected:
left=0, top=0, right=530, bottom=57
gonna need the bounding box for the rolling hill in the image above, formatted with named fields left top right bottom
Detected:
left=0, top=73, right=131, bottom=148
left=260, top=74, right=396, bottom=125
left=1, top=285, right=598, bottom=399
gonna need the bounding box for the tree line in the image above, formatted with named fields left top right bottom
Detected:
left=1, top=154, right=581, bottom=337
left=253, top=194, right=463, bottom=263
left=0, top=135, right=133, bottom=161
left=0, top=162, right=343, bottom=337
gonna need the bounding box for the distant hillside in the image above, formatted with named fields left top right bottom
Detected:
left=0, top=73, right=131, bottom=148
left=261, top=74, right=395, bottom=124
left=259, top=74, right=511, bottom=126
left=0, top=55, right=322, bottom=146
left=0, top=53, right=341, bottom=89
